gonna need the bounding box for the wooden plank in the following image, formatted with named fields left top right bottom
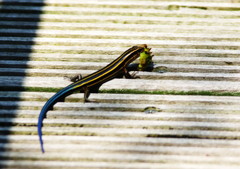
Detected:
left=1, top=0, right=240, bottom=168
left=1, top=76, right=240, bottom=91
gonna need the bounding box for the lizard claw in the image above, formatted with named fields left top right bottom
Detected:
left=130, top=71, right=140, bottom=79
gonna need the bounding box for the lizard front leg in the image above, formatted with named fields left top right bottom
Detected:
left=123, top=68, right=140, bottom=79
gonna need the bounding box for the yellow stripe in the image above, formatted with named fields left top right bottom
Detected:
left=71, top=46, right=138, bottom=88
left=72, top=46, right=142, bottom=89
left=87, top=47, right=142, bottom=88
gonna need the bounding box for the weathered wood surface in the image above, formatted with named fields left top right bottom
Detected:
left=0, top=0, right=240, bottom=168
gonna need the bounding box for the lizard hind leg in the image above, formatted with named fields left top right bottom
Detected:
left=83, top=87, right=91, bottom=102
left=64, top=74, right=83, bottom=83
left=82, top=85, right=101, bottom=103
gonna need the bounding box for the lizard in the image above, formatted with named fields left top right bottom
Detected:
left=37, top=44, right=147, bottom=153
left=65, top=45, right=154, bottom=82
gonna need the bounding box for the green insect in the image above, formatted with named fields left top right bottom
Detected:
left=138, top=45, right=154, bottom=71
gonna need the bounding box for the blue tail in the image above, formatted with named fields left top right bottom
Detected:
left=37, top=86, right=75, bottom=153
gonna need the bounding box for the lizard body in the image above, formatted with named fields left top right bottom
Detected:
left=37, top=45, right=145, bottom=153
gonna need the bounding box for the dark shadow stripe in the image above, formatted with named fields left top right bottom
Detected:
left=0, top=0, right=44, bottom=163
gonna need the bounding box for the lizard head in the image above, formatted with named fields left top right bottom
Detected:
left=136, top=44, right=148, bottom=48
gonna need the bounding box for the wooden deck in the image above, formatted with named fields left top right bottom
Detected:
left=0, top=0, right=240, bottom=168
